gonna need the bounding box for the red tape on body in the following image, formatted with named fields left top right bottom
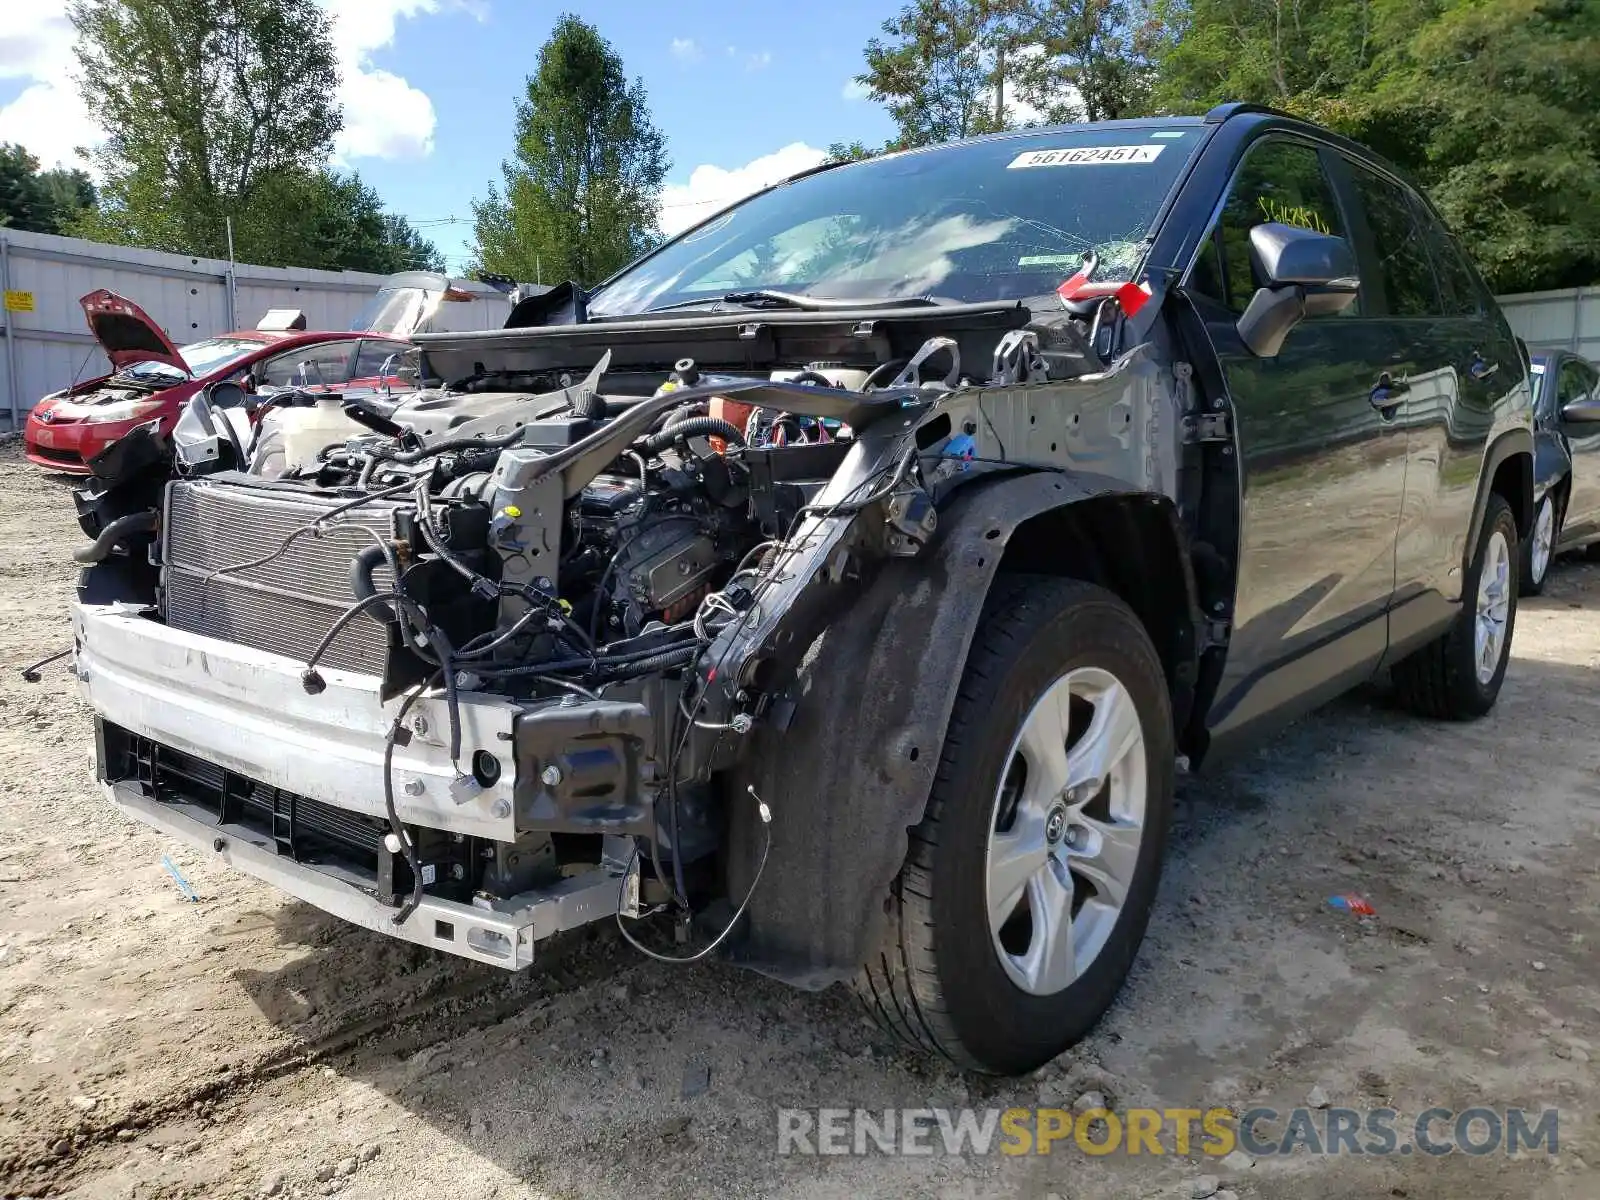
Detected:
left=1056, top=274, right=1152, bottom=316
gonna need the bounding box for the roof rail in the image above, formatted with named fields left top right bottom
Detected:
left=1204, top=101, right=1294, bottom=124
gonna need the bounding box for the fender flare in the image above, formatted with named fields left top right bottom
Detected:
left=1464, top=427, right=1535, bottom=559
left=724, top=468, right=1169, bottom=989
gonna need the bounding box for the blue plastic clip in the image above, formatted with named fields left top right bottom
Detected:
left=943, top=432, right=977, bottom=471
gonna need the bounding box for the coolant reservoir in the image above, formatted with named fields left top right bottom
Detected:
left=264, top=397, right=367, bottom=472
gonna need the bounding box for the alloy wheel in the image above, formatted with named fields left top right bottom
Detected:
left=985, top=667, right=1147, bottom=996
left=1475, top=529, right=1512, bottom=684
left=1530, top=496, right=1554, bottom=586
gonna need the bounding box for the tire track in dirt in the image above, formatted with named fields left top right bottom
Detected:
left=4, top=927, right=637, bottom=1193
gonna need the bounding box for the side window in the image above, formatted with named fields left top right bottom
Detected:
left=1420, top=212, right=1483, bottom=317
left=1348, top=165, right=1440, bottom=317
left=1189, top=139, right=1353, bottom=316
left=1558, top=361, right=1595, bottom=408
left=352, top=339, right=408, bottom=380
left=256, top=342, right=356, bottom=389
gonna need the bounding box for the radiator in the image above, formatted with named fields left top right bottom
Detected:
left=162, top=479, right=399, bottom=675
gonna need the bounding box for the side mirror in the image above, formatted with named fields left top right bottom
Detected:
left=1562, top=396, right=1600, bottom=424
left=1236, top=223, right=1361, bottom=358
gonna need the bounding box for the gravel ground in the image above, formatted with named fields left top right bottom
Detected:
left=1, top=439, right=1597, bottom=1200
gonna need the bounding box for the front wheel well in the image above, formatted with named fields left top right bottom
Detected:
left=996, top=494, right=1200, bottom=735
left=1491, top=452, right=1533, bottom=539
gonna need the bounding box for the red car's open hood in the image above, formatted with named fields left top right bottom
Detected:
left=79, top=289, right=189, bottom=374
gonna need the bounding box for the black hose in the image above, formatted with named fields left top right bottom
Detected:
left=73, top=511, right=156, bottom=564
left=589, top=645, right=698, bottom=681
left=300, top=590, right=439, bottom=694
left=661, top=401, right=708, bottom=429
left=377, top=425, right=527, bottom=465
left=475, top=638, right=701, bottom=680
left=638, top=417, right=745, bottom=457
left=386, top=673, right=441, bottom=926
left=349, top=544, right=394, bottom=622
left=340, top=398, right=410, bottom=440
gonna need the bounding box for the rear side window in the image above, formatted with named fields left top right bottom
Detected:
left=1189, top=138, right=1354, bottom=316
left=257, top=341, right=356, bottom=389
left=1348, top=165, right=1440, bottom=317
left=1420, top=213, right=1484, bottom=317
left=353, top=339, right=409, bottom=378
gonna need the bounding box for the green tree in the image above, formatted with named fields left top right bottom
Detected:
left=855, top=0, right=1025, bottom=149
left=825, top=140, right=884, bottom=164
left=35, top=166, right=99, bottom=231
left=1010, top=0, right=1162, bottom=123
left=1147, top=0, right=1388, bottom=118
left=295, top=171, right=445, bottom=274
left=0, top=143, right=97, bottom=234
left=1147, top=0, right=1600, bottom=294
left=470, top=14, right=669, bottom=285
left=1361, top=0, right=1600, bottom=294
left=68, top=0, right=342, bottom=261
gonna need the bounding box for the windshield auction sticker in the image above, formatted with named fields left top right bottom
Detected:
left=1007, top=145, right=1164, bottom=168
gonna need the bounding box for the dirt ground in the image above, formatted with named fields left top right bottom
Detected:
left=1, top=438, right=1598, bottom=1200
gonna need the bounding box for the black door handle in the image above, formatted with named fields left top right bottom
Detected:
left=1370, top=373, right=1409, bottom=413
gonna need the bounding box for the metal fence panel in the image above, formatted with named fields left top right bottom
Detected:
left=0, top=229, right=510, bottom=431
left=1497, top=287, right=1600, bottom=363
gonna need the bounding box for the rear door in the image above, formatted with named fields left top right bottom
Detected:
left=1559, top=358, right=1600, bottom=543
left=1335, top=160, right=1468, bottom=655
left=1183, top=135, right=1408, bottom=741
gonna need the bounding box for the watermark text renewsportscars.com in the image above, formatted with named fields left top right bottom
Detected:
left=776, top=1106, right=1560, bottom=1158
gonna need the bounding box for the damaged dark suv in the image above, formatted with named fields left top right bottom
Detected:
left=67, top=103, right=1532, bottom=1075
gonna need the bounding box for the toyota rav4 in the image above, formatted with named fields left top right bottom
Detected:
left=62, top=103, right=1533, bottom=1075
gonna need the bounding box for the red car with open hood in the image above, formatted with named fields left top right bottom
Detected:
left=23, top=285, right=436, bottom=474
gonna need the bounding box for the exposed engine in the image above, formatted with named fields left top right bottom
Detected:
left=64, top=294, right=1137, bottom=955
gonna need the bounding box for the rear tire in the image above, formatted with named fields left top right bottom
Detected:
left=1520, top=491, right=1557, bottom=596
left=1393, top=494, right=1518, bottom=719
left=854, top=576, right=1174, bottom=1075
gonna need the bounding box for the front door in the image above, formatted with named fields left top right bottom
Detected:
left=1558, top=357, right=1600, bottom=544
left=1183, top=135, right=1409, bottom=743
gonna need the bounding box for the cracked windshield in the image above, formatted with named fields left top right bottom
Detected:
left=587, top=126, right=1205, bottom=317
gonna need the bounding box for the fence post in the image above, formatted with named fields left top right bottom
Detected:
left=0, top=231, right=17, bottom=434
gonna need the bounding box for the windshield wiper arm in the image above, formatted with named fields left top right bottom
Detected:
left=627, top=290, right=941, bottom=317
left=719, top=289, right=939, bottom=311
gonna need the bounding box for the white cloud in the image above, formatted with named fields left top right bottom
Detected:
left=0, top=2, right=468, bottom=172
left=841, top=78, right=872, bottom=102
left=0, top=3, right=92, bottom=170
left=0, top=80, right=99, bottom=170
left=719, top=44, right=772, bottom=72
left=322, top=0, right=480, bottom=163
left=0, top=6, right=71, bottom=80
left=669, top=37, right=701, bottom=63
left=658, top=142, right=828, bottom=237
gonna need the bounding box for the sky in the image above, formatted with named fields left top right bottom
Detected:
left=0, top=0, right=909, bottom=275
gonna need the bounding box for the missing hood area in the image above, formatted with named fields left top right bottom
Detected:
left=67, top=295, right=1192, bottom=984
